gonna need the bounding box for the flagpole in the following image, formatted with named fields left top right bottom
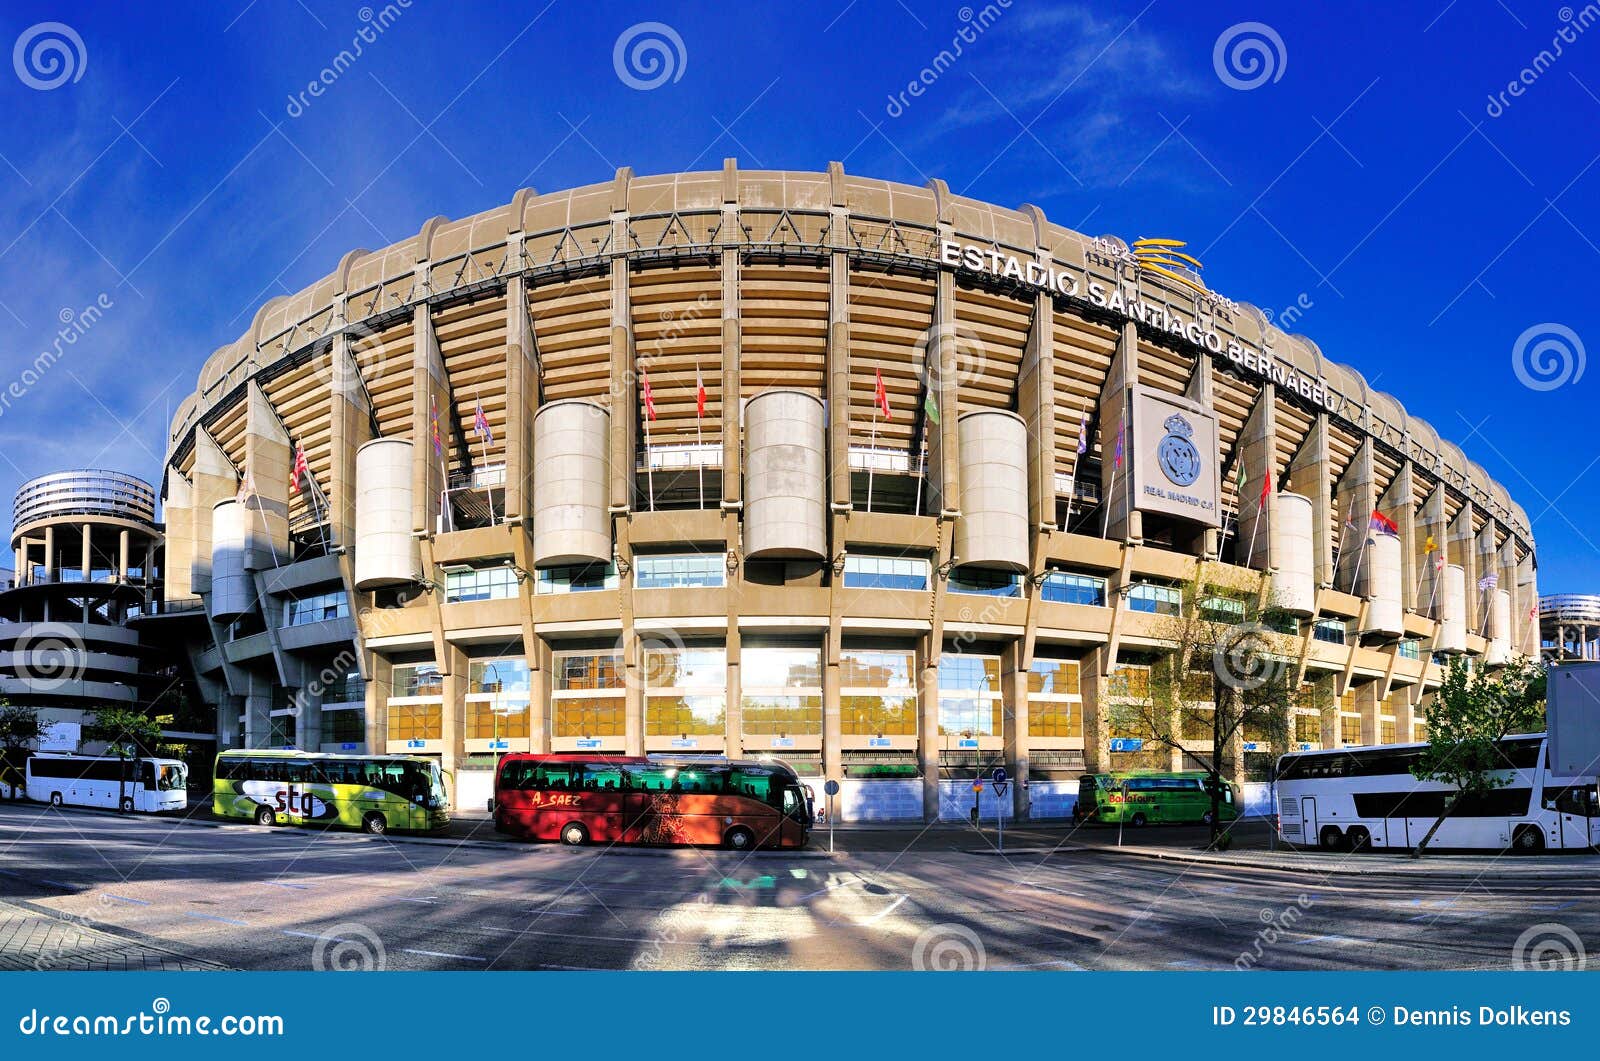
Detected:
left=1243, top=492, right=1265, bottom=569
left=1350, top=533, right=1371, bottom=598
left=867, top=398, right=879, bottom=513
left=695, top=360, right=705, bottom=511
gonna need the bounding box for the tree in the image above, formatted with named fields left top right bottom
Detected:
left=1103, top=562, right=1299, bottom=847
left=1409, top=655, right=1546, bottom=858
left=85, top=707, right=165, bottom=811
left=0, top=701, right=43, bottom=796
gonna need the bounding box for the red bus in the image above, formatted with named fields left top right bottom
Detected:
left=491, top=754, right=813, bottom=850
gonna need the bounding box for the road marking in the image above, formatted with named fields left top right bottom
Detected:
left=397, top=897, right=438, bottom=904
left=992, top=958, right=1085, bottom=970
left=262, top=881, right=312, bottom=890
left=104, top=894, right=149, bottom=905
left=1531, top=901, right=1577, bottom=911
left=40, top=879, right=75, bottom=889
left=798, top=881, right=850, bottom=900
left=185, top=912, right=249, bottom=926
left=1292, top=934, right=1361, bottom=946
left=400, top=948, right=487, bottom=962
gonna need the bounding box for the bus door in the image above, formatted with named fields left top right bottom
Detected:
left=1549, top=784, right=1600, bottom=850
left=1300, top=797, right=1318, bottom=841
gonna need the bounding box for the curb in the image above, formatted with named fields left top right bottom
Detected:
left=1060, top=843, right=1600, bottom=881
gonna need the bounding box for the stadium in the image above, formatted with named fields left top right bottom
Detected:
left=150, top=163, right=1538, bottom=819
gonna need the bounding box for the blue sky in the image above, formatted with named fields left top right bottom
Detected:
left=0, top=0, right=1595, bottom=589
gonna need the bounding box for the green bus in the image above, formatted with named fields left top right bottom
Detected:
left=1072, top=771, right=1239, bottom=827
left=213, top=750, right=450, bottom=834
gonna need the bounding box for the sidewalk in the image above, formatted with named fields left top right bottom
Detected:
left=988, top=840, right=1600, bottom=880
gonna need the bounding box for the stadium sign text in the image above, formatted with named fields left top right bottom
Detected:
left=939, top=239, right=1335, bottom=412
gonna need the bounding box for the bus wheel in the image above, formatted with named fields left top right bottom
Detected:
left=1319, top=826, right=1344, bottom=851
left=119, top=797, right=134, bottom=813
left=1347, top=827, right=1371, bottom=852
left=1512, top=825, right=1545, bottom=854
left=560, top=822, right=588, bottom=846
left=49, top=792, right=63, bottom=808
left=724, top=826, right=756, bottom=851
left=254, top=805, right=275, bottom=827
left=1202, top=810, right=1216, bottom=826
left=1130, top=813, right=1147, bottom=827
left=362, top=813, right=388, bottom=836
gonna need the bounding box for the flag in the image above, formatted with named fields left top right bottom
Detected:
left=473, top=400, right=493, bottom=446
left=1424, top=534, right=1437, bottom=553
left=1234, top=459, right=1246, bottom=495
left=1258, top=466, right=1272, bottom=507
left=1369, top=509, right=1398, bottom=535
left=695, top=366, right=706, bottom=419
left=1435, top=554, right=1445, bottom=571
left=874, top=367, right=891, bottom=420
left=430, top=395, right=443, bottom=457
left=1076, top=409, right=1089, bottom=455
left=924, top=389, right=940, bottom=425
left=1478, top=572, right=1498, bottom=591
left=1114, top=419, right=1124, bottom=469
left=236, top=464, right=254, bottom=503
left=289, top=444, right=308, bottom=496
left=642, top=371, right=657, bottom=422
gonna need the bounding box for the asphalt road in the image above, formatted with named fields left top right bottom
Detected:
left=0, top=802, right=1592, bottom=971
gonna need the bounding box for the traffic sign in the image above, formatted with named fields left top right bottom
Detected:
left=972, top=780, right=984, bottom=793
left=823, top=779, right=840, bottom=796
left=992, top=767, right=1008, bottom=785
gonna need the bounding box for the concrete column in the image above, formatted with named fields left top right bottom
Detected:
left=918, top=640, right=941, bottom=822
left=244, top=381, right=292, bottom=568
left=80, top=523, right=91, bottom=581
left=327, top=333, right=374, bottom=550
left=42, top=525, right=53, bottom=581
left=1184, top=354, right=1220, bottom=559
left=1079, top=643, right=1113, bottom=774
left=1355, top=681, right=1380, bottom=746
left=1286, top=414, right=1334, bottom=588
left=1416, top=483, right=1448, bottom=620
left=503, top=273, right=540, bottom=526
left=1475, top=521, right=1499, bottom=640
left=441, top=643, right=467, bottom=805
left=720, top=159, right=744, bottom=511
left=117, top=527, right=129, bottom=582
left=411, top=306, right=450, bottom=537
left=1448, top=502, right=1478, bottom=632
left=1018, top=204, right=1058, bottom=537
left=1099, top=323, right=1140, bottom=543
left=724, top=621, right=743, bottom=759
left=822, top=519, right=845, bottom=786
left=1333, top=438, right=1375, bottom=596
left=190, top=428, right=238, bottom=595
left=1516, top=552, right=1538, bottom=658
left=927, top=179, right=961, bottom=519
left=1379, top=462, right=1416, bottom=612
left=1234, top=384, right=1277, bottom=571
left=608, top=167, right=635, bottom=515
left=825, top=161, right=851, bottom=517
left=1002, top=639, right=1030, bottom=820
left=365, top=654, right=392, bottom=751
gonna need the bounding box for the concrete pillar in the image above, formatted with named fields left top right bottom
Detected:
left=1379, top=462, right=1416, bottom=612
left=327, top=333, right=375, bottom=551
left=80, top=523, right=91, bottom=581
left=365, top=654, right=392, bottom=751
left=43, top=525, right=54, bottom=581
left=1416, top=483, right=1448, bottom=620
left=411, top=306, right=450, bottom=537
left=1286, top=414, right=1334, bottom=588
left=191, top=428, right=238, bottom=595
left=608, top=167, right=635, bottom=515
left=1234, top=384, right=1277, bottom=571
left=1355, top=681, right=1380, bottom=746
left=1333, top=438, right=1375, bottom=596
left=1475, top=521, right=1499, bottom=640
left=504, top=273, right=540, bottom=527
left=927, top=179, right=961, bottom=519
left=118, top=529, right=130, bottom=582
left=1079, top=644, right=1113, bottom=773
left=825, top=161, right=850, bottom=518
left=1002, top=639, right=1030, bottom=819
left=441, top=643, right=467, bottom=804
left=724, top=622, right=743, bottom=759
left=918, top=640, right=941, bottom=822
left=1448, top=502, right=1478, bottom=632
left=1099, top=323, right=1140, bottom=543
left=244, top=381, right=292, bottom=568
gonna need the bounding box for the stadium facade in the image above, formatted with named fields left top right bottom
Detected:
left=139, top=163, right=1535, bottom=819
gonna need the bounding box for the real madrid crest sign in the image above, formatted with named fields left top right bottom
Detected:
left=1129, top=386, right=1220, bottom=527
left=1157, top=413, right=1202, bottom=487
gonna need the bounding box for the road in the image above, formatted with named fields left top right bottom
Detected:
left=0, top=802, right=1592, bottom=971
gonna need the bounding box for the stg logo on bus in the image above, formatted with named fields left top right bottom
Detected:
left=239, top=781, right=337, bottom=820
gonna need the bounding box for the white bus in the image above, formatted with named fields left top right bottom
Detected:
left=1275, top=734, right=1600, bottom=854
left=26, top=755, right=189, bottom=814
